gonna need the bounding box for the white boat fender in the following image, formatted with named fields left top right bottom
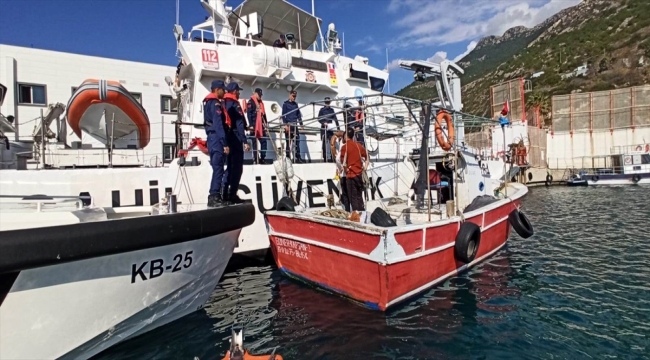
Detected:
left=455, top=222, right=481, bottom=263
left=273, top=157, right=294, bottom=184
left=508, top=209, right=534, bottom=239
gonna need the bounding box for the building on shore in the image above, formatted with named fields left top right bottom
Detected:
left=0, top=44, right=178, bottom=167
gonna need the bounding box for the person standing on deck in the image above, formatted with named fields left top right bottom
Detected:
left=222, top=82, right=250, bottom=204
left=331, top=130, right=350, bottom=211
left=273, top=34, right=287, bottom=48
left=203, top=80, right=229, bottom=207
left=339, top=127, right=369, bottom=211
left=247, top=88, right=268, bottom=164
left=281, top=90, right=304, bottom=163
left=317, top=96, right=340, bottom=162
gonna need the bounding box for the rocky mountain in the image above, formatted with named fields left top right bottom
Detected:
left=397, top=0, right=650, bottom=120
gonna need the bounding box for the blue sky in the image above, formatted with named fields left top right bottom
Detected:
left=0, top=0, right=580, bottom=93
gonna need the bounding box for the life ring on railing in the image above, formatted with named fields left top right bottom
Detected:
left=645, top=144, right=650, bottom=153
left=635, top=145, right=643, bottom=152
left=632, top=175, right=641, bottom=183
left=435, top=111, right=454, bottom=151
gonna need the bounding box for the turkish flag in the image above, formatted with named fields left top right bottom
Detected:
left=501, top=98, right=510, bottom=116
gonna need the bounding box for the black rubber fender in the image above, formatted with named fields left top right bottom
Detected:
left=454, top=222, right=481, bottom=264
left=508, top=209, right=534, bottom=239
left=546, top=174, right=553, bottom=182
left=276, top=196, right=296, bottom=212
left=370, top=207, right=397, bottom=227
left=632, top=175, right=641, bottom=183
left=592, top=175, right=599, bottom=182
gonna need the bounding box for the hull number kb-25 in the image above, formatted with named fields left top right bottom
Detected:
left=131, top=251, right=194, bottom=283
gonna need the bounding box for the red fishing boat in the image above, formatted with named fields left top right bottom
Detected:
left=264, top=60, right=534, bottom=311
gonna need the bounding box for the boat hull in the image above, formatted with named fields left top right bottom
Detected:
left=0, top=230, right=239, bottom=360
left=265, top=190, right=525, bottom=311
left=584, top=173, right=650, bottom=186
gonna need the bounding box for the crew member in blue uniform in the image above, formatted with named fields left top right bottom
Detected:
left=222, top=82, right=250, bottom=204
left=317, top=96, right=340, bottom=162
left=282, top=90, right=304, bottom=162
left=247, top=88, right=268, bottom=164
left=203, top=79, right=228, bottom=207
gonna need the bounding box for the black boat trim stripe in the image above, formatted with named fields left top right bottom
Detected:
left=0, top=204, right=255, bottom=274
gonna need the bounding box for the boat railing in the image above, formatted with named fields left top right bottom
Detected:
left=611, top=144, right=649, bottom=155
left=0, top=194, right=92, bottom=212
left=186, top=29, right=265, bottom=48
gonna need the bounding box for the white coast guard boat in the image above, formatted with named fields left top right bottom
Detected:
left=0, top=0, right=514, bottom=258
left=0, top=194, right=255, bottom=359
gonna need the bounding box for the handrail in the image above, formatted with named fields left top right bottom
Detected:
left=0, top=194, right=92, bottom=212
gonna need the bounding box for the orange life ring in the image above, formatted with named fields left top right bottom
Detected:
left=635, top=145, right=642, bottom=152
left=222, top=350, right=283, bottom=360
left=434, top=111, right=454, bottom=151
left=645, top=144, right=650, bottom=153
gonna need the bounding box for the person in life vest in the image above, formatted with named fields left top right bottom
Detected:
left=339, top=127, right=369, bottom=212
left=331, top=130, right=350, bottom=211
left=246, top=88, right=268, bottom=164
left=317, top=96, right=340, bottom=162
left=204, top=79, right=229, bottom=207
left=281, top=90, right=304, bottom=163
left=349, top=98, right=365, bottom=147
left=222, top=82, right=250, bottom=204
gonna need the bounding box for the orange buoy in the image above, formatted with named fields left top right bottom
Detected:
left=434, top=111, right=454, bottom=151
left=221, top=350, right=283, bottom=360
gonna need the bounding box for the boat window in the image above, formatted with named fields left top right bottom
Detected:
left=131, top=92, right=142, bottom=105
left=349, top=66, right=369, bottom=81
left=633, top=165, right=641, bottom=171
left=641, top=154, right=650, bottom=164
left=18, top=83, right=47, bottom=105
left=161, top=95, right=178, bottom=113
left=163, top=143, right=176, bottom=163
left=369, top=76, right=385, bottom=92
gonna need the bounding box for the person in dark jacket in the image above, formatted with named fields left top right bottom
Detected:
left=222, top=82, right=250, bottom=204
left=317, top=96, right=340, bottom=162
left=203, top=79, right=228, bottom=207
left=247, top=88, right=268, bottom=164
left=281, top=90, right=304, bottom=162
left=273, top=34, right=287, bottom=48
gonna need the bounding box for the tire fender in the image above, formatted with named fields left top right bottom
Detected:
left=454, top=222, right=481, bottom=263
left=276, top=196, right=296, bottom=212
left=508, top=209, right=534, bottom=239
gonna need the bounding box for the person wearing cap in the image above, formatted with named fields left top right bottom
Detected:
left=247, top=88, right=268, bottom=164
left=281, top=90, right=304, bottom=163
left=204, top=79, right=229, bottom=207
left=317, top=96, right=340, bottom=163
left=222, top=82, right=250, bottom=204
left=273, top=34, right=287, bottom=48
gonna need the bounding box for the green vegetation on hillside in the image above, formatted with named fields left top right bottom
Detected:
left=396, top=0, right=650, bottom=118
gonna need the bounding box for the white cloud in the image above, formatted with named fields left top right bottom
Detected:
left=453, top=41, right=478, bottom=62
left=384, top=59, right=402, bottom=72
left=388, top=0, right=581, bottom=49
left=427, top=51, right=448, bottom=63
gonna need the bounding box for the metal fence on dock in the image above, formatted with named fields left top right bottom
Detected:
left=551, top=85, right=650, bottom=133
left=490, top=78, right=526, bottom=122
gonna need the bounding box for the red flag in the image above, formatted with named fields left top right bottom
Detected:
left=501, top=98, right=510, bottom=116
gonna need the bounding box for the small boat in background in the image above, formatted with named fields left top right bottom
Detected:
left=0, top=193, right=255, bottom=359
left=221, top=328, right=282, bottom=360
left=566, top=173, right=588, bottom=187
left=67, top=79, right=150, bottom=148
left=573, top=144, right=650, bottom=186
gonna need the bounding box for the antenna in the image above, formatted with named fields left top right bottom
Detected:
left=175, top=0, right=179, bottom=25
left=342, top=32, right=345, bottom=56
left=386, top=48, right=390, bottom=94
